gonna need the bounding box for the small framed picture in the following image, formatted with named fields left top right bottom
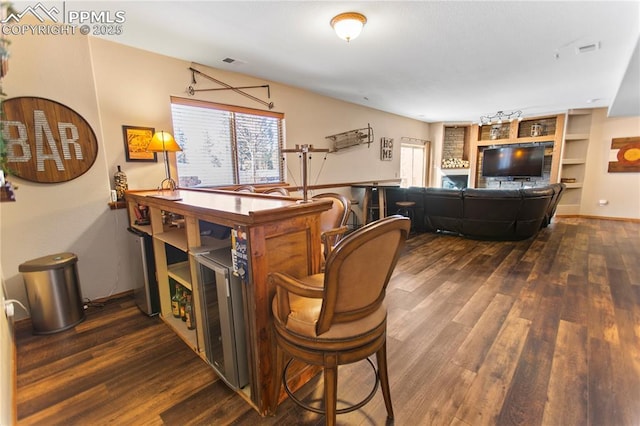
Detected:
left=122, top=125, right=157, bottom=162
left=381, top=137, right=393, bottom=161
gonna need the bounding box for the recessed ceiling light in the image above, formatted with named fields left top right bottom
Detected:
left=586, top=98, right=600, bottom=103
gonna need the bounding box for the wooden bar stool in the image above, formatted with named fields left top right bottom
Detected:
left=348, top=199, right=360, bottom=232
left=269, top=217, right=411, bottom=425
left=395, top=200, right=415, bottom=232
left=366, top=187, right=380, bottom=224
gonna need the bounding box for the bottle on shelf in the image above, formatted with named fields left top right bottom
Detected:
left=180, top=289, right=188, bottom=322
left=114, top=165, right=128, bottom=201
left=185, top=293, right=195, bottom=330
left=171, top=284, right=181, bottom=318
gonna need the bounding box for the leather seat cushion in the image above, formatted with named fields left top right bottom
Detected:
left=272, top=292, right=386, bottom=341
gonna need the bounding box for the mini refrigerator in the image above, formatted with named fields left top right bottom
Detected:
left=127, top=227, right=160, bottom=316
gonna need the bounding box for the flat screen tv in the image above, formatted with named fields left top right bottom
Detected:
left=482, top=145, right=544, bottom=177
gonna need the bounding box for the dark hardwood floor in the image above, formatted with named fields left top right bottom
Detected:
left=15, top=217, right=640, bottom=425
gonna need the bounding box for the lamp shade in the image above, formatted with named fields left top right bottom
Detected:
left=331, top=12, right=367, bottom=42
left=147, top=131, right=182, bottom=152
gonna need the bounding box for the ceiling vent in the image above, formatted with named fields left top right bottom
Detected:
left=221, top=57, right=247, bottom=65
left=576, top=42, right=600, bottom=55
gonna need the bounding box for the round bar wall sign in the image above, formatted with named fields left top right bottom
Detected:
left=1, top=97, right=98, bottom=183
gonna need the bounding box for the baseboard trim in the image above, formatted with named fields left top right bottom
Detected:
left=556, top=214, right=640, bottom=223
left=90, top=290, right=134, bottom=304
left=14, top=290, right=135, bottom=326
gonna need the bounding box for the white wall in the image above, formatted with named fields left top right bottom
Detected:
left=1, top=268, right=15, bottom=426
left=0, top=32, right=430, bottom=320
left=428, top=123, right=445, bottom=187
left=581, top=108, right=640, bottom=219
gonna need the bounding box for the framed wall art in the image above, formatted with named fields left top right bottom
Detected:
left=123, top=125, right=157, bottom=162
left=380, top=137, right=393, bottom=161
left=608, top=136, right=640, bottom=173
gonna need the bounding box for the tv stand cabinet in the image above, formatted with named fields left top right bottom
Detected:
left=125, top=188, right=331, bottom=415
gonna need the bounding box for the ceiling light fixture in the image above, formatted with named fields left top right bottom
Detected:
left=330, top=12, right=367, bottom=42
left=479, top=110, right=523, bottom=126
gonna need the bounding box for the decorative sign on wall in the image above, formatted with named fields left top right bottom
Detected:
left=1, top=97, right=98, bottom=183
left=380, top=137, right=393, bottom=161
left=326, top=123, right=374, bottom=152
left=122, top=125, right=156, bottom=162
left=608, top=136, right=640, bottom=173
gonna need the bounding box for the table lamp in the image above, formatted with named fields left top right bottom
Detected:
left=147, top=130, right=182, bottom=190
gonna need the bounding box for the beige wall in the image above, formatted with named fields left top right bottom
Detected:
left=581, top=108, right=640, bottom=219
left=0, top=32, right=429, bottom=320
left=1, top=269, right=15, bottom=425
left=0, top=27, right=125, bottom=320
left=89, top=37, right=431, bottom=189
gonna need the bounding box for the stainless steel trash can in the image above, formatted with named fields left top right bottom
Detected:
left=19, top=252, right=85, bottom=334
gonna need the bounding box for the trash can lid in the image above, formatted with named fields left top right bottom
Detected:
left=18, top=252, right=78, bottom=272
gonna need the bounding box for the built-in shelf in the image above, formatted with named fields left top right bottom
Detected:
left=469, top=114, right=565, bottom=188
left=168, top=261, right=192, bottom=290
left=156, top=228, right=188, bottom=251
left=130, top=223, right=152, bottom=234
left=164, top=315, right=197, bottom=350
left=562, top=158, right=586, bottom=165
left=441, top=126, right=471, bottom=175
left=557, top=109, right=592, bottom=216
left=563, top=182, right=583, bottom=189
left=565, top=133, right=590, bottom=141
left=200, top=235, right=233, bottom=251
left=518, top=117, right=558, bottom=139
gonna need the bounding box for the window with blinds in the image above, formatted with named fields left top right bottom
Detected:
left=170, top=97, right=284, bottom=188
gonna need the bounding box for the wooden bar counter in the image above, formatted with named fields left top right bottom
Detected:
left=351, top=181, right=400, bottom=224
left=125, top=188, right=332, bottom=415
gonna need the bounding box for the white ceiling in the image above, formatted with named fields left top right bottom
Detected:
left=80, top=1, right=639, bottom=123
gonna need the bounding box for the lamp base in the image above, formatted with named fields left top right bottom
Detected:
left=159, top=178, right=178, bottom=191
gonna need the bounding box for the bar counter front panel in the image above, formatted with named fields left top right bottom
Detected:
left=125, top=189, right=331, bottom=415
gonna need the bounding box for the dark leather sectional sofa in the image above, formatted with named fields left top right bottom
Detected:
left=385, top=183, right=565, bottom=240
